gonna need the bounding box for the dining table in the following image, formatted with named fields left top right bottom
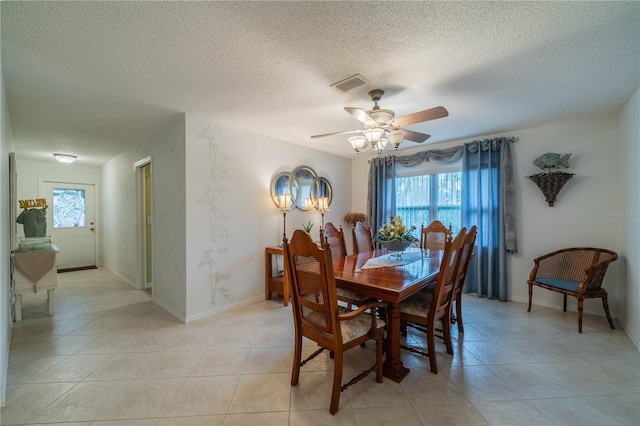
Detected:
left=331, top=247, right=442, bottom=383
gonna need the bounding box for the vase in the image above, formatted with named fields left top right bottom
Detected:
left=376, top=239, right=413, bottom=260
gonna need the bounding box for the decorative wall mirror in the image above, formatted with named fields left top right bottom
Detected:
left=270, top=171, right=292, bottom=207
left=270, top=167, right=332, bottom=211
left=289, top=165, right=318, bottom=211
left=310, top=176, right=332, bottom=207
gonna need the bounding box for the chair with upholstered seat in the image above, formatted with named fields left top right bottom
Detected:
left=322, top=222, right=374, bottom=308
left=420, top=220, right=452, bottom=250
left=449, top=225, right=477, bottom=333
left=352, top=221, right=375, bottom=254
left=527, top=247, right=618, bottom=333
left=399, top=227, right=466, bottom=374
left=419, top=225, right=477, bottom=334
left=283, top=230, right=385, bottom=415
left=321, top=222, right=347, bottom=258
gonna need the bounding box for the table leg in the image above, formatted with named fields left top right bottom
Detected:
left=15, top=294, right=22, bottom=322
left=382, top=302, right=409, bottom=382
left=265, top=251, right=272, bottom=301
left=47, top=289, right=55, bottom=316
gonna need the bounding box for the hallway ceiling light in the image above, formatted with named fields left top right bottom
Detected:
left=54, top=154, right=77, bottom=164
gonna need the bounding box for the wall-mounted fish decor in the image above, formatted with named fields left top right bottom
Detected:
left=533, top=153, right=571, bottom=170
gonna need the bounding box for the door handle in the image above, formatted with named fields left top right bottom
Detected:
left=90, top=227, right=95, bottom=231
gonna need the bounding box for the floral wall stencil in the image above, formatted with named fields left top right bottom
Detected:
left=197, top=125, right=232, bottom=306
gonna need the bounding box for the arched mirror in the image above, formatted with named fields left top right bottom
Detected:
left=310, top=177, right=332, bottom=208
left=290, top=166, right=317, bottom=210
left=270, top=171, right=292, bottom=208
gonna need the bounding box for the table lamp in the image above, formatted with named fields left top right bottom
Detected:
left=317, top=196, right=329, bottom=229
left=278, top=193, right=292, bottom=242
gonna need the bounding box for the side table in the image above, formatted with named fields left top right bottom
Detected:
left=11, top=245, right=60, bottom=321
left=265, top=246, right=289, bottom=306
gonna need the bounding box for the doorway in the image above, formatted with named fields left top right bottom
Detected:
left=135, top=158, right=153, bottom=292
left=40, top=181, right=97, bottom=271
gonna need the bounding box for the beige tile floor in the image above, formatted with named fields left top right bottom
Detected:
left=1, top=267, right=639, bottom=425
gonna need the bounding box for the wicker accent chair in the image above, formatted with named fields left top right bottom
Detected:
left=352, top=221, right=375, bottom=254
left=420, top=220, right=452, bottom=250
left=322, top=222, right=374, bottom=308
left=399, top=227, right=466, bottom=374
left=527, top=247, right=618, bottom=333
left=283, top=230, right=385, bottom=415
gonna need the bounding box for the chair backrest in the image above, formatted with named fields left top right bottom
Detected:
left=452, top=225, right=477, bottom=300
left=352, top=221, right=374, bottom=254
left=420, top=220, right=452, bottom=250
left=283, top=229, right=340, bottom=348
left=429, top=227, right=466, bottom=323
left=534, top=247, right=618, bottom=290
left=320, top=222, right=347, bottom=258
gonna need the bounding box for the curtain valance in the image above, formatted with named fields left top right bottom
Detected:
left=371, top=145, right=464, bottom=168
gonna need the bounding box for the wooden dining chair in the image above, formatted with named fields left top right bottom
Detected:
left=352, top=221, right=374, bottom=254
left=450, top=225, right=477, bottom=333
left=322, top=222, right=374, bottom=308
left=420, top=220, right=452, bottom=250
left=320, top=222, right=347, bottom=257
left=417, top=225, right=477, bottom=334
left=399, top=227, right=466, bottom=374
left=283, top=229, right=385, bottom=415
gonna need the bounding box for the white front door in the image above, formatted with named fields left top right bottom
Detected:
left=40, top=181, right=96, bottom=270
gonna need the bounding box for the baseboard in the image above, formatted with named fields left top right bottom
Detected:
left=57, top=265, right=98, bottom=273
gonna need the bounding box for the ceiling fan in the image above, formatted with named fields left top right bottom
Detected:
left=311, top=89, right=448, bottom=153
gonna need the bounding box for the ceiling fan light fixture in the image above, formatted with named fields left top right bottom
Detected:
left=363, top=128, right=384, bottom=144
left=368, top=108, right=394, bottom=125
left=375, top=138, right=392, bottom=155
left=387, top=130, right=405, bottom=149
left=348, top=136, right=371, bottom=154
left=54, top=153, right=77, bottom=164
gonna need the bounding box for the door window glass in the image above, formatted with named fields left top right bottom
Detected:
left=53, top=188, right=86, bottom=228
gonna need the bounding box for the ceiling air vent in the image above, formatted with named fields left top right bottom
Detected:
left=330, top=74, right=368, bottom=92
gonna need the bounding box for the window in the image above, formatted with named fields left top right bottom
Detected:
left=395, top=170, right=462, bottom=238
left=53, top=188, right=86, bottom=228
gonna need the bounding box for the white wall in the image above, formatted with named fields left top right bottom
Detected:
left=0, top=65, right=15, bottom=406
left=184, top=115, right=352, bottom=321
left=101, top=115, right=187, bottom=320
left=352, top=113, right=631, bottom=329
left=100, top=113, right=351, bottom=323
left=620, top=86, right=640, bottom=348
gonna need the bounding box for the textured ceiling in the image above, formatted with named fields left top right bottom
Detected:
left=2, top=1, right=639, bottom=165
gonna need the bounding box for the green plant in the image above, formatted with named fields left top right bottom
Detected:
left=302, top=221, right=314, bottom=233
left=373, top=216, right=417, bottom=242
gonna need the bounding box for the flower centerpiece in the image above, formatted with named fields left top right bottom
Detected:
left=373, top=216, right=418, bottom=259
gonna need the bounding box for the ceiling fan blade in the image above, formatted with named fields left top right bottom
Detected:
left=310, top=129, right=362, bottom=139
left=402, top=129, right=431, bottom=143
left=344, top=107, right=377, bottom=126
left=390, top=106, right=448, bottom=127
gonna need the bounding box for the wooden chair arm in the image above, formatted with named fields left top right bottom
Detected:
left=576, top=258, right=617, bottom=293
left=338, top=301, right=386, bottom=321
